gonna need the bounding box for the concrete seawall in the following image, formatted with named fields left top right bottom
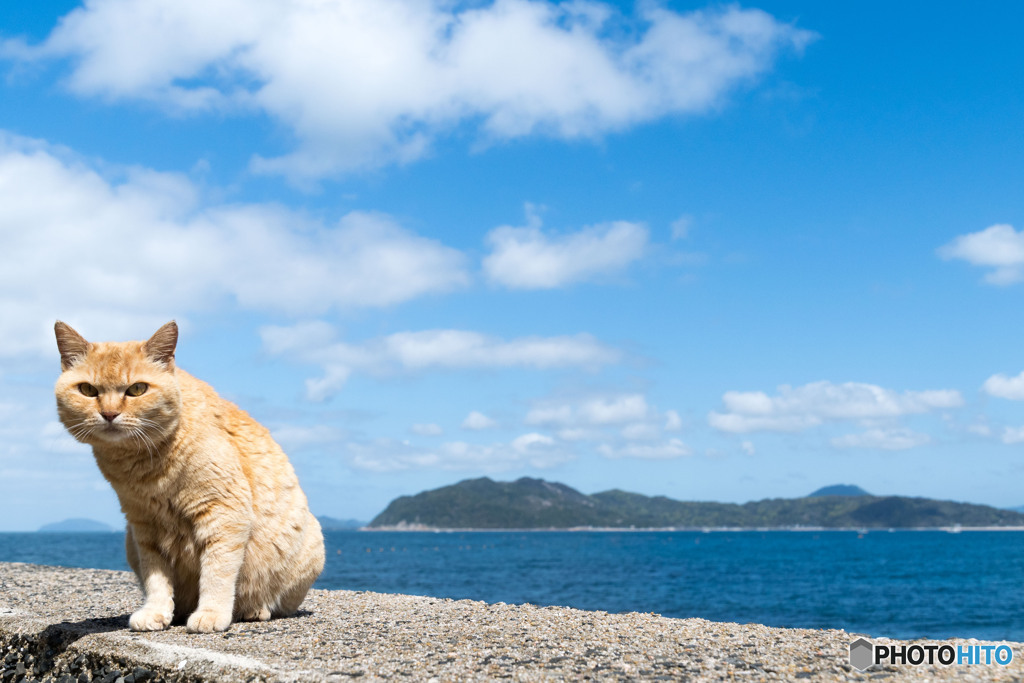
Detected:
left=1, top=562, right=1020, bottom=681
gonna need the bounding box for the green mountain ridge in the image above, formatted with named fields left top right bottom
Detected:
left=368, top=477, right=1024, bottom=529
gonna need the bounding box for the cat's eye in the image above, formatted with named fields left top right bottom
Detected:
left=126, top=382, right=148, bottom=397
left=78, top=383, right=98, bottom=397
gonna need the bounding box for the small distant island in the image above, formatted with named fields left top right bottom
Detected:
left=368, top=477, right=1024, bottom=530
left=316, top=516, right=367, bottom=531
left=37, top=518, right=114, bottom=532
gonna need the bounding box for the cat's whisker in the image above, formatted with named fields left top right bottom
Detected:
left=132, top=426, right=157, bottom=469
left=64, top=418, right=90, bottom=433
left=68, top=421, right=100, bottom=442
left=136, top=432, right=155, bottom=470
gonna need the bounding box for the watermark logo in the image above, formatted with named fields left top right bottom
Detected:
left=849, top=638, right=873, bottom=672
left=849, top=637, right=1013, bottom=672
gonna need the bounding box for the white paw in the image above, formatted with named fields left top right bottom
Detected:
left=129, top=607, right=172, bottom=631
left=186, top=608, right=232, bottom=633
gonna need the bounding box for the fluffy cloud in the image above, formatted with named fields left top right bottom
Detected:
left=346, top=434, right=572, bottom=472
left=0, top=133, right=467, bottom=358
left=831, top=428, right=931, bottom=451
left=524, top=392, right=690, bottom=459
left=262, top=322, right=622, bottom=400
left=12, top=0, right=815, bottom=178
left=709, top=381, right=963, bottom=434
left=1002, top=427, right=1024, bottom=445
left=410, top=423, right=443, bottom=437
left=707, top=413, right=819, bottom=433
left=938, top=224, right=1024, bottom=285
left=670, top=216, right=692, bottom=241
left=270, top=424, right=348, bottom=450
left=462, top=411, right=498, bottom=430
left=511, top=432, right=556, bottom=453
left=598, top=438, right=690, bottom=460
left=967, top=422, right=992, bottom=438
left=526, top=394, right=653, bottom=426
left=483, top=209, right=648, bottom=289
left=982, top=371, right=1024, bottom=400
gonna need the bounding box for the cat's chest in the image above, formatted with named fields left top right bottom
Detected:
left=119, top=476, right=201, bottom=536
left=122, top=482, right=205, bottom=568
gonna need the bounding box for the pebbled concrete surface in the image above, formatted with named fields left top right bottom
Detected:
left=1, top=561, right=1021, bottom=681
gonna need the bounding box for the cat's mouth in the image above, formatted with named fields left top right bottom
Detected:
left=96, top=421, right=129, bottom=441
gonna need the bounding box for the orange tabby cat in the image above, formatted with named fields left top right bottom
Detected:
left=53, top=321, right=324, bottom=633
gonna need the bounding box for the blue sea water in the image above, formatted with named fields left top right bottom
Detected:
left=2, top=529, right=1023, bottom=641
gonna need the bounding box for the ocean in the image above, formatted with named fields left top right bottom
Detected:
left=2, top=529, right=1022, bottom=641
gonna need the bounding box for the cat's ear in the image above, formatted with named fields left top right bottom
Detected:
left=144, top=321, right=178, bottom=368
left=54, top=321, right=91, bottom=371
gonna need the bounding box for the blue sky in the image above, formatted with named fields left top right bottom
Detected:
left=2, top=1, right=1024, bottom=530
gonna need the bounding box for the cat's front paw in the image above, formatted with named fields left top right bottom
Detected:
left=129, top=606, right=172, bottom=631
left=186, top=608, right=232, bottom=633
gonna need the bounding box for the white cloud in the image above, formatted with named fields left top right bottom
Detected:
left=709, top=380, right=963, bottom=433
left=555, top=428, right=601, bottom=442
left=621, top=423, right=660, bottom=440
left=967, top=420, right=992, bottom=438
left=938, top=224, right=1024, bottom=285
left=271, top=424, right=347, bottom=450
left=462, top=411, right=498, bottom=430
left=342, top=391, right=693, bottom=464
left=410, top=423, right=443, bottom=436
left=521, top=392, right=688, bottom=459
left=982, top=371, right=1024, bottom=400
left=483, top=209, right=648, bottom=289
left=598, top=438, right=691, bottom=460
left=525, top=405, right=575, bottom=426
left=579, top=395, right=651, bottom=425
left=0, top=133, right=468, bottom=358
left=13, top=0, right=815, bottom=179
left=346, top=439, right=442, bottom=473
left=740, top=440, right=755, bottom=455
left=303, top=367, right=355, bottom=404
left=511, top=432, right=556, bottom=453
left=670, top=215, right=692, bottom=240
left=262, top=323, right=622, bottom=400
left=526, top=393, right=652, bottom=426
left=523, top=392, right=688, bottom=459
left=345, top=434, right=572, bottom=472
left=707, top=413, right=820, bottom=434
left=1002, top=427, right=1024, bottom=445
left=831, top=428, right=930, bottom=451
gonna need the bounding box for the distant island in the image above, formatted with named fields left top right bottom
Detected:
left=37, top=518, right=114, bottom=532
left=316, top=516, right=367, bottom=531
left=368, top=477, right=1024, bottom=530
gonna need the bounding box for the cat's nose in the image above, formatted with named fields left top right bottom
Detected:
left=101, top=411, right=120, bottom=423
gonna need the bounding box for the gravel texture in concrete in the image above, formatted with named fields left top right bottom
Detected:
left=0, top=561, right=1020, bottom=681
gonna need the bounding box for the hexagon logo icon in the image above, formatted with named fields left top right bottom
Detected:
left=849, top=637, right=874, bottom=672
